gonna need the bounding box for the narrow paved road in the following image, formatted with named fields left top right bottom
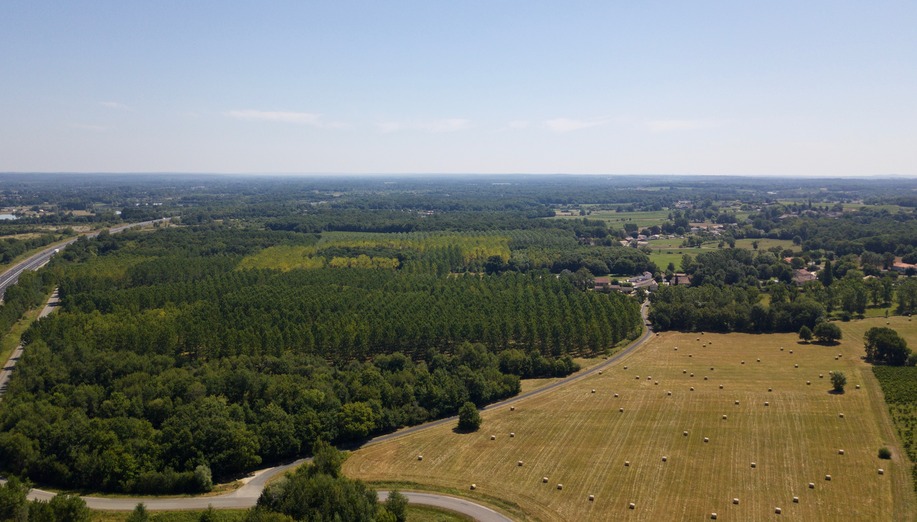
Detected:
left=7, top=264, right=652, bottom=521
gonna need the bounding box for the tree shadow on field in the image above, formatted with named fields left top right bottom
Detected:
left=452, top=426, right=480, bottom=435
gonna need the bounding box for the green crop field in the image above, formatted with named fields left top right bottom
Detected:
left=552, top=210, right=672, bottom=229
left=344, top=320, right=916, bottom=521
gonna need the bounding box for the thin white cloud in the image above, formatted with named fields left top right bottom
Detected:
left=99, top=101, right=131, bottom=111
left=507, top=120, right=531, bottom=130
left=377, top=118, right=471, bottom=133
left=644, top=119, right=721, bottom=132
left=226, top=110, right=345, bottom=128
left=543, top=117, right=610, bottom=133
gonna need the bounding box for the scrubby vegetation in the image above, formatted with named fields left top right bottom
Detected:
left=872, top=366, right=917, bottom=492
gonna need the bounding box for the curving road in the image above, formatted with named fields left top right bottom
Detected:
left=7, top=263, right=652, bottom=520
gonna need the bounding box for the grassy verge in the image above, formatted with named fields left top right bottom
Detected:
left=365, top=481, right=526, bottom=521
left=0, top=289, right=54, bottom=364
left=89, top=504, right=471, bottom=522
left=0, top=235, right=75, bottom=271
left=90, top=509, right=247, bottom=522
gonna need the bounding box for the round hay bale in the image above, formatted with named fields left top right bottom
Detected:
left=775, top=507, right=782, bottom=514
left=820, top=374, right=824, bottom=378
left=780, top=347, right=784, bottom=351
left=417, top=455, right=423, bottom=461
left=878, top=468, right=885, bottom=475
left=667, top=391, right=672, bottom=396
left=838, top=449, right=844, bottom=455
left=764, top=401, right=770, bottom=406
left=510, top=406, right=515, bottom=411
left=789, top=350, right=794, bottom=354
left=704, top=376, right=708, bottom=380
left=793, top=496, right=799, bottom=503
left=839, top=412, right=844, bottom=418
left=624, top=460, right=630, bottom=467
left=470, top=484, right=476, bottom=490
left=662, top=456, right=668, bottom=462
left=683, top=369, right=687, bottom=374
left=619, top=407, right=624, bottom=412
left=614, top=393, right=619, bottom=398
left=543, top=476, right=549, bottom=483
left=689, top=354, right=693, bottom=358
left=598, top=370, right=603, bottom=375
left=768, top=388, right=773, bottom=392
left=722, top=414, right=727, bottom=420
left=690, top=387, right=695, bottom=391
left=809, top=482, right=815, bottom=489
left=557, top=483, right=564, bottom=490
left=491, top=435, right=496, bottom=440
left=635, top=375, right=640, bottom=380
left=838, top=353, right=842, bottom=357
left=592, top=389, right=596, bottom=393
left=757, top=358, right=761, bottom=362
left=710, top=367, right=714, bottom=371
left=510, top=432, right=515, bottom=437
left=732, top=498, right=739, bottom=505
left=629, top=502, right=636, bottom=509
left=623, top=366, right=628, bottom=370
left=750, top=462, right=756, bottom=468
left=690, top=373, right=695, bottom=377
left=697, top=338, right=701, bottom=341
left=807, top=381, right=811, bottom=385
left=647, top=376, right=652, bottom=380
left=855, top=384, right=860, bottom=390
left=711, top=513, right=717, bottom=520
left=829, top=370, right=834, bottom=375
left=704, top=437, right=709, bottom=443
left=735, top=400, right=740, bottom=405
left=684, top=431, right=689, bottom=436
left=518, top=460, right=524, bottom=466
left=674, top=347, right=678, bottom=351
left=589, top=494, right=595, bottom=502
left=825, top=474, right=832, bottom=481
left=741, top=360, right=745, bottom=364
left=655, top=381, right=659, bottom=385
left=719, top=384, right=723, bottom=389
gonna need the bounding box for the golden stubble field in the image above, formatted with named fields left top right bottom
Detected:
left=343, top=317, right=916, bottom=521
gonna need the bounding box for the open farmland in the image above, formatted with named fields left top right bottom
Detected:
left=552, top=209, right=671, bottom=229
left=344, top=325, right=916, bottom=521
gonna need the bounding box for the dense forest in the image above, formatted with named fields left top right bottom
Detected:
left=0, top=222, right=640, bottom=493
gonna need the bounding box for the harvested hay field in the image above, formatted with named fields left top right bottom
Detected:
left=344, top=321, right=916, bottom=521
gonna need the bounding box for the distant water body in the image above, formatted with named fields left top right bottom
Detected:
left=0, top=214, right=17, bottom=220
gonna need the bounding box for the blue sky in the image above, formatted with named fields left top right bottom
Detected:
left=2, top=1, right=915, bottom=175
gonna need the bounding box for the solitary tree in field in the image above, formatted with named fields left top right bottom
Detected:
left=831, top=371, right=847, bottom=393
left=813, top=322, right=842, bottom=344
left=457, top=401, right=482, bottom=432
left=798, top=325, right=813, bottom=343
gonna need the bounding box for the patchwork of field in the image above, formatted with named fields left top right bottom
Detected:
left=344, top=319, right=916, bottom=521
